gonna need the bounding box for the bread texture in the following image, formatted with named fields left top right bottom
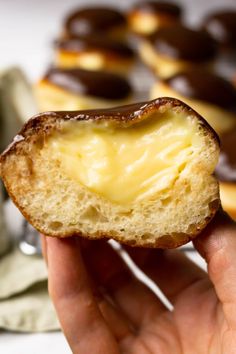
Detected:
left=0, top=98, right=220, bottom=248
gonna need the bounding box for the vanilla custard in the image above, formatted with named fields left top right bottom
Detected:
left=45, top=112, right=201, bottom=204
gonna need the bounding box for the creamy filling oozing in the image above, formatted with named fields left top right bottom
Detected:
left=45, top=111, right=200, bottom=204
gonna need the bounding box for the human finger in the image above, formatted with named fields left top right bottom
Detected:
left=125, top=246, right=208, bottom=304
left=46, top=236, right=120, bottom=354
left=81, top=239, right=168, bottom=326
left=194, top=210, right=236, bottom=327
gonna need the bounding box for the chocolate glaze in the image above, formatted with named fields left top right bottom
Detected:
left=65, top=7, right=126, bottom=37
left=132, top=1, right=182, bottom=17
left=215, top=129, right=236, bottom=183
left=1, top=97, right=219, bottom=160
left=203, top=11, right=236, bottom=48
left=150, top=25, right=217, bottom=61
left=164, top=69, right=236, bottom=112
left=55, top=36, right=135, bottom=58
left=43, top=68, right=132, bottom=100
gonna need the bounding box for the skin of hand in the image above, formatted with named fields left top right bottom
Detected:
left=41, top=210, right=236, bottom=354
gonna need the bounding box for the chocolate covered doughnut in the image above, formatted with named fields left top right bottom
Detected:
left=202, top=10, right=236, bottom=52
left=215, top=129, right=236, bottom=219
left=35, top=68, right=133, bottom=112
left=128, top=1, right=182, bottom=36
left=140, top=25, right=217, bottom=78
left=64, top=7, right=127, bottom=40
left=54, top=36, right=136, bottom=74
left=151, top=68, right=236, bottom=134
left=0, top=98, right=220, bottom=247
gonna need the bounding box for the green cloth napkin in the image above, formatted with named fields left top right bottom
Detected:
left=0, top=67, right=37, bottom=150
left=0, top=249, right=48, bottom=300
left=0, top=248, right=60, bottom=332
left=0, top=282, right=59, bottom=332
left=0, top=66, right=59, bottom=333
left=0, top=186, right=11, bottom=257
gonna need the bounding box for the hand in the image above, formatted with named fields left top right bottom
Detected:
left=41, top=211, right=236, bottom=354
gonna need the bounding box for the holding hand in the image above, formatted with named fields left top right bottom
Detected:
left=42, top=211, right=236, bottom=354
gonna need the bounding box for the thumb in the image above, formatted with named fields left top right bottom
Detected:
left=194, top=210, right=236, bottom=326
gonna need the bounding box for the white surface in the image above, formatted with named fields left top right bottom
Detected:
left=1, top=0, right=236, bottom=352
left=0, top=332, right=70, bottom=354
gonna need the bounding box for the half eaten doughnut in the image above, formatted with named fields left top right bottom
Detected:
left=0, top=98, right=220, bottom=248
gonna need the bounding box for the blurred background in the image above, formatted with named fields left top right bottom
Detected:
left=1, top=0, right=236, bottom=80
left=1, top=0, right=236, bottom=353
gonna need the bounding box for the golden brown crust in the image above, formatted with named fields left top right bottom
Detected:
left=0, top=97, right=220, bottom=248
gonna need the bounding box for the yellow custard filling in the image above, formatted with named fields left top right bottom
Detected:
left=46, top=112, right=200, bottom=204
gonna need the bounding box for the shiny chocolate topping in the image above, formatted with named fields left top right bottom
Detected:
left=65, top=7, right=126, bottom=37
left=215, top=129, right=236, bottom=183
left=1, top=97, right=220, bottom=164
left=132, top=1, right=182, bottom=17
left=150, top=25, right=217, bottom=61
left=165, top=69, right=236, bottom=112
left=44, top=68, right=132, bottom=100
left=203, top=11, right=236, bottom=48
left=55, top=36, right=135, bottom=58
